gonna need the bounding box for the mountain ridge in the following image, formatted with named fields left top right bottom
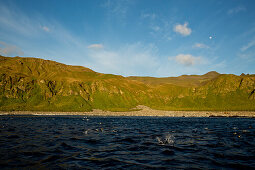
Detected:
left=1, top=55, right=255, bottom=112
left=127, top=71, right=221, bottom=87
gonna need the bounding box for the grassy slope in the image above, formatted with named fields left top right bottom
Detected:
left=0, top=55, right=255, bottom=111
left=0, top=56, right=149, bottom=111
left=127, top=71, right=220, bottom=87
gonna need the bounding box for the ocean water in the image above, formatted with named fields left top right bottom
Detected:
left=0, top=116, right=255, bottom=169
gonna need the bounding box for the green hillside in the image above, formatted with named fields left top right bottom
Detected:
left=1, top=55, right=255, bottom=111
left=127, top=71, right=220, bottom=87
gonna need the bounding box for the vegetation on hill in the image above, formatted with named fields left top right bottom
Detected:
left=127, top=71, right=220, bottom=87
left=0, top=55, right=255, bottom=111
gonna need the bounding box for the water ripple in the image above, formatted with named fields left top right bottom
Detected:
left=0, top=116, right=255, bottom=169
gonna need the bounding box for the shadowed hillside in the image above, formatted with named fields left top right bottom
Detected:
left=1, top=55, right=255, bottom=112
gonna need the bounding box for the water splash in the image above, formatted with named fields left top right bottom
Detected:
left=156, top=133, right=175, bottom=145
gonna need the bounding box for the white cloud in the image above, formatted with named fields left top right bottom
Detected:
left=87, top=44, right=104, bottom=49
left=41, top=26, right=50, bottom=32
left=0, top=41, right=24, bottom=56
left=173, top=22, right=192, bottom=36
left=170, top=54, right=202, bottom=66
left=241, top=39, right=255, bottom=52
left=228, top=6, right=246, bottom=15
left=193, top=43, right=209, bottom=49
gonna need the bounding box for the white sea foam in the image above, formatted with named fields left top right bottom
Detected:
left=156, top=133, right=175, bottom=145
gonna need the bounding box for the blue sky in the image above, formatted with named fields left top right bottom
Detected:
left=0, top=0, right=255, bottom=77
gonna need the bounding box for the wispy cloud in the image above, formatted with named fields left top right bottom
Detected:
left=86, top=42, right=160, bottom=76
left=141, top=13, right=156, bottom=20
left=0, top=41, right=24, bottom=56
left=173, top=22, right=192, bottom=36
left=87, top=44, right=104, bottom=49
left=241, top=39, right=255, bottom=51
left=151, top=25, right=160, bottom=32
left=228, top=6, right=246, bottom=15
left=141, top=12, right=172, bottom=41
left=169, top=54, right=202, bottom=66
left=239, top=38, right=255, bottom=62
left=0, top=4, right=40, bottom=37
left=192, top=43, right=209, bottom=49
left=102, top=0, right=133, bottom=22
left=239, top=53, right=254, bottom=60
left=0, top=3, right=88, bottom=57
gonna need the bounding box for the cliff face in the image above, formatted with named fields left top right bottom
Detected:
left=0, top=56, right=255, bottom=111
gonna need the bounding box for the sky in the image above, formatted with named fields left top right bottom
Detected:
left=0, top=0, right=255, bottom=77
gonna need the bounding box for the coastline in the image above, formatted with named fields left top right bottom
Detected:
left=0, top=105, right=255, bottom=117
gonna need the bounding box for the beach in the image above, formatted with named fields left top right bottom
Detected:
left=1, top=105, right=255, bottom=117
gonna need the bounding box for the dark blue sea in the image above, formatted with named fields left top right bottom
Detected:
left=0, top=116, right=255, bottom=169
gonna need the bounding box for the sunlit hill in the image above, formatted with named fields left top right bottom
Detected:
left=1, top=55, right=255, bottom=112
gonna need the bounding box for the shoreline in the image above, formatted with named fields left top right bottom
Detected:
left=0, top=106, right=255, bottom=117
